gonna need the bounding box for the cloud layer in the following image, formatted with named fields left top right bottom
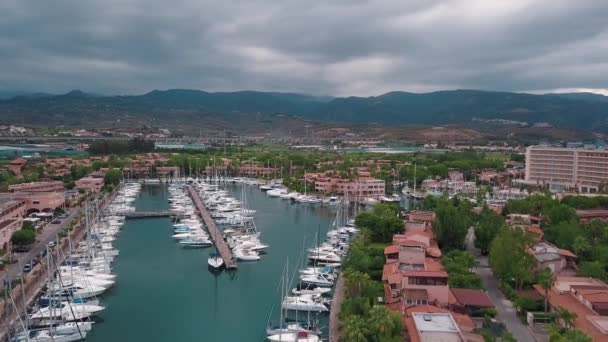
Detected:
left=1, top=0, right=607, bottom=96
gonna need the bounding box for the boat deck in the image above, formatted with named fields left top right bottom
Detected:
left=186, top=185, right=237, bottom=269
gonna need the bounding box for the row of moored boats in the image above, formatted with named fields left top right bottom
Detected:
left=10, top=182, right=142, bottom=342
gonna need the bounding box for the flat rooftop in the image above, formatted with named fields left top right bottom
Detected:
left=412, top=312, right=463, bottom=342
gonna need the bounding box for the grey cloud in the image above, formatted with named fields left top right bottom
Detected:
left=0, top=0, right=607, bottom=96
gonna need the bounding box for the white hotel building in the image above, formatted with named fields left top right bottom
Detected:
left=525, top=145, right=608, bottom=193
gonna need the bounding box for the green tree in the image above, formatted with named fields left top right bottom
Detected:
left=556, top=308, right=577, bottom=329
left=355, top=204, right=403, bottom=243
left=434, top=200, right=470, bottom=250
left=544, top=221, right=583, bottom=251
left=104, top=168, right=122, bottom=187
left=578, top=261, right=607, bottom=280
left=11, top=229, right=36, bottom=247
left=474, top=206, right=504, bottom=254
left=489, top=228, right=535, bottom=289
left=342, top=315, right=369, bottom=342
left=343, top=269, right=370, bottom=298
left=366, top=306, right=403, bottom=341
left=537, top=267, right=554, bottom=313
left=442, top=250, right=482, bottom=289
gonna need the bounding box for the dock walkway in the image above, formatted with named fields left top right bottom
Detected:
left=186, top=185, right=237, bottom=269
left=329, top=275, right=344, bottom=341
left=121, top=211, right=176, bottom=219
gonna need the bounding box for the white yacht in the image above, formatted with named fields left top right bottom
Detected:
left=267, top=332, right=320, bottom=342
left=207, top=253, right=224, bottom=269
left=281, top=294, right=329, bottom=312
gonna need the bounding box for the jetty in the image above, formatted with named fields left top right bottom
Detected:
left=120, top=210, right=177, bottom=219
left=186, top=185, right=237, bottom=269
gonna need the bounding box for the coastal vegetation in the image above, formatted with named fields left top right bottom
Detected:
left=340, top=204, right=404, bottom=341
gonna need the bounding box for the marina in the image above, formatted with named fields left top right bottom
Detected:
left=84, top=181, right=337, bottom=341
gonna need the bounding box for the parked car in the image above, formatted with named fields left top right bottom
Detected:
left=23, top=262, right=32, bottom=273
left=51, top=219, right=61, bottom=224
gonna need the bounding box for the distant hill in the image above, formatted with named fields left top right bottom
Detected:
left=0, top=89, right=607, bottom=131
left=546, top=92, right=608, bottom=103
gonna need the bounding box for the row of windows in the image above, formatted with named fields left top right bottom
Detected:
left=407, top=277, right=448, bottom=286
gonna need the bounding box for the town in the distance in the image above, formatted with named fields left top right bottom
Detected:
left=0, top=131, right=606, bottom=342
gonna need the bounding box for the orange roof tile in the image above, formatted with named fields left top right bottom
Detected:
left=382, top=261, right=399, bottom=281
left=559, top=248, right=577, bottom=258
left=425, top=257, right=445, bottom=272
left=450, top=288, right=495, bottom=308
left=388, top=274, right=402, bottom=285
left=533, top=285, right=608, bottom=341
left=384, top=244, right=399, bottom=255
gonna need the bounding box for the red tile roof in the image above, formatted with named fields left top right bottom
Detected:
left=558, top=248, right=577, bottom=258
left=382, top=261, right=398, bottom=281
left=450, top=288, right=495, bottom=308
left=388, top=274, right=402, bottom=285
left=533, top=284, right=608, bottom=341
left=384, top=244, right=399, bottom=255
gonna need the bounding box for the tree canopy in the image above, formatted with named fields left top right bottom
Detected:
left=433, top=199, right=472, bottom=250
left=489, top=228, right=535, bottom=289
left=355, top=204, right=403, bottom=243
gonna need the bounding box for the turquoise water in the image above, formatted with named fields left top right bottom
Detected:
left=87, top=183, right=335, bottom=342
left=0, top=145, right=85, bottom=158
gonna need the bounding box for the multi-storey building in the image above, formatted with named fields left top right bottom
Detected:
left=307, top=173, right=385, bottom=199
left=0, top=199, right=26, bottom=249
left=525, top=146, right=608, bottom=192
left=8, top=181, right=65, bottom=193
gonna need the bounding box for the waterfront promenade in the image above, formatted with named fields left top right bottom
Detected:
left=0, top=190, right=119, bottom=340
left=329, top=275, right=344, bottom=342
left=186, top=185, right=237, bottom=269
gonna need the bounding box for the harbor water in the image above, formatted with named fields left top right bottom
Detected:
left=87, top=183, right=335, bottom=342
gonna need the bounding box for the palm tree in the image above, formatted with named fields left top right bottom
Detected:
left=557, top=308, right=577, bottom=329
left=368, top=306, right=395, bottom=338
left=537, top=267, right=554, bottom=313
left=343, top=270, right=370, bottom=298
left=341, top=316, right=369, bottom=342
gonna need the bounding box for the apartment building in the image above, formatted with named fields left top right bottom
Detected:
left=0, top=199, right=26, bottom=249
left=75, top=177, right=104, bottom=193
left=306, top=172, right=385, bottom=199
left=8, top=180, right=65, bottom=193
left=525, top=146, right=608, bottom=192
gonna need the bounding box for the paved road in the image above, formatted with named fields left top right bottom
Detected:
left=1, top=206, right=84, bottom=284
left=466, top=228, right=535, bottom=342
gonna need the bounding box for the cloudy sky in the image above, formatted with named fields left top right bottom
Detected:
left=1, top=0, right=607, bottom=96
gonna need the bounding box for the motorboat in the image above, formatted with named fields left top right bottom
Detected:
left=266, top=322, right=321, bottom=337
left=30, top=302, right=105, bottom=320
left=291, top=287, right=332, bottom=296
left=234, top=249, right=261, bottom=261
left=207, top=253, right=224, bottom=269
left=267, top=332, right=320, bottom=342
left=179, top=238, right=213, bottom=248
left=12, top=329, right=89, bottom=342
left=300, top=273, right=334, bottom=287
left=281, top=294, right=328, bottom=312
left=46, top=283, right=107, bottom=299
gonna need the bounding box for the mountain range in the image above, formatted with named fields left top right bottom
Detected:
left=0, top=89, right=607, bottom=132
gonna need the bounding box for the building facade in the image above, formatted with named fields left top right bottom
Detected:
left=75, top=177, right=104, bottom=193
left=8, top=181, right=65, bottom=193
left=307, top=173, right=385, bottom=199
left=0, top=200, right=26, bottom=249
left=525, top=146, right=608, bottom=193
